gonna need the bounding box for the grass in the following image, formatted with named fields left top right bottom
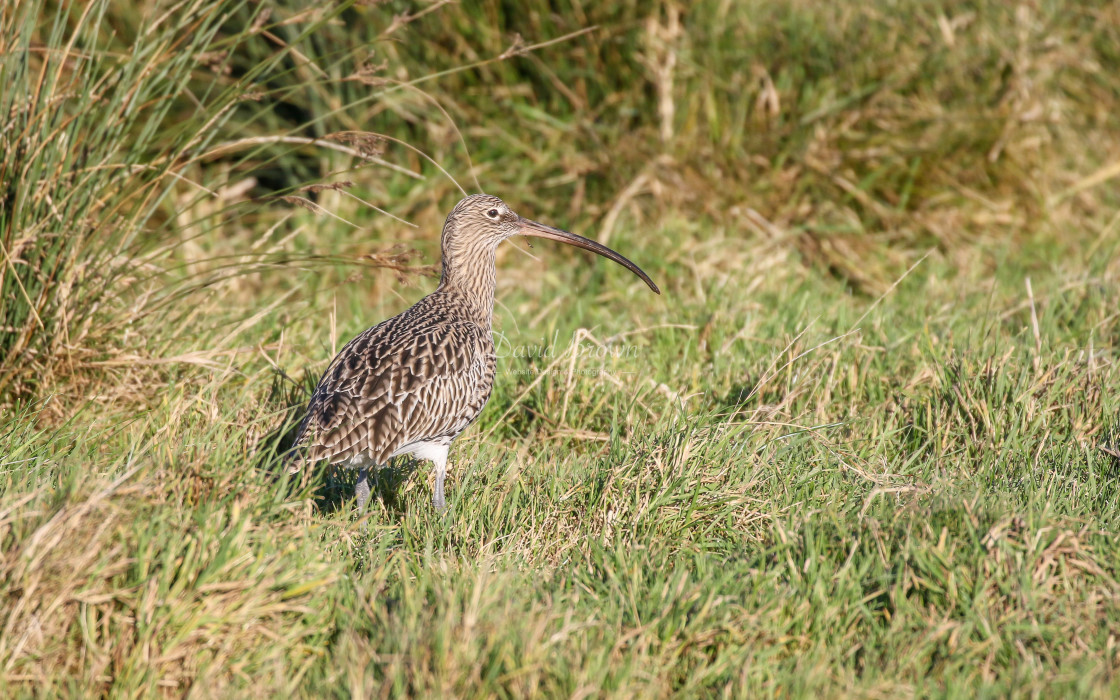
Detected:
left=2, top=0, right=1120, bottom=696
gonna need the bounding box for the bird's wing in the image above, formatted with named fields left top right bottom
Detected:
left=290, top=309, right=491, bottom=469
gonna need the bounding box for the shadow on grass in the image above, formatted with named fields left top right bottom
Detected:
left=253, top=422, right=425, bottom=517
left=301, top=459, right=424, bottom=516
left=251, top=368, right=432, bottom=517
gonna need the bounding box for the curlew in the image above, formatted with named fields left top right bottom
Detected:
left=287, top=194, right=659, bottom=512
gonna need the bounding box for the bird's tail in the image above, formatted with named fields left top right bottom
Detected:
left=281, top=415, right=311, bottom=474
left=281, top=446, right=306, bottom=475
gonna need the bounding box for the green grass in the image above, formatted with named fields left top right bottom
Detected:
left=2, top=0, right=1120, bottom=696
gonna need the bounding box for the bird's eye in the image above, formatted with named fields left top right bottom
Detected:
left=486, top=208, right=500, bottom=219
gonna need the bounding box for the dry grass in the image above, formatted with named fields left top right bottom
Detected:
left=1, top=0, right=1119, bottom=696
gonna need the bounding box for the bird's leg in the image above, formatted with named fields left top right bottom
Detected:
left=355, top=468, right=371, bottom=514
left=433, top=470, right=446, bottom=511
left=431, top=447, right=449, bottom=511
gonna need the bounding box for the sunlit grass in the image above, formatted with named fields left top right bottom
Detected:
left=2, top=0, right=1119, bottom=696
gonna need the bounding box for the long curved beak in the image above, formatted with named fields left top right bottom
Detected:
left=517, top=217, right=661, bottom=294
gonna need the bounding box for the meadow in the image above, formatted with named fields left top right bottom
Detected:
left=2, top=0, right=1120, bottom=696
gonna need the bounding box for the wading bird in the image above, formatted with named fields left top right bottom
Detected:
left=287, top=194, right=659, bottom=512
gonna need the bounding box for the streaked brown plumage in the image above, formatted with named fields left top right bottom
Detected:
left=288, top=194, right=659, bottom=511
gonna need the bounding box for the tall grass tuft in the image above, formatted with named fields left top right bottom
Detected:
left=2, top=0, right=256, bottom=402
left=0, top=0, right=410, bottom=410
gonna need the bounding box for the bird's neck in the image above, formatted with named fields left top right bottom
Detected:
left=435, top=242, right=498, bottom=327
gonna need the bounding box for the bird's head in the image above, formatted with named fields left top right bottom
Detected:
left=441, top=193, right=660, bottom=294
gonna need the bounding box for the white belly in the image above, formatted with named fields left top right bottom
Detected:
left=391, top=440, right=450, bottom=465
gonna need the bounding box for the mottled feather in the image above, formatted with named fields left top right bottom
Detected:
left=290, top=291, right=495, bottom=469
